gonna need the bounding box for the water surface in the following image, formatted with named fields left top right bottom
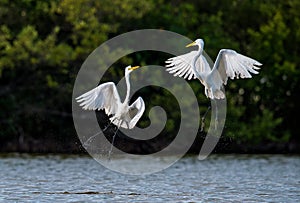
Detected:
left=0, top=154, right=299, bottom=202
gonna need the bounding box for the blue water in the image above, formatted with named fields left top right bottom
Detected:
left=0, top=154, right=299, bottom=202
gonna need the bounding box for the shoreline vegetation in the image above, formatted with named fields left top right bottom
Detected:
left=1, top=1, right=299, bottom=154
left=1, top=135, right=299, bottom=154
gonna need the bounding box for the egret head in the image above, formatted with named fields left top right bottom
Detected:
left=125, top=65, right=141, bottom=75
left=186, top=39, right=204, bottom=50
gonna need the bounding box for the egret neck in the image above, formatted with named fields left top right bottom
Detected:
left=124, top=72, right=131, bottom=105
left=192, top=45, right=206, bottom=84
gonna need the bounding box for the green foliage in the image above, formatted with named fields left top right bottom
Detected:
left=0, top=0, right=299, bottom=151
left=227, top=108, right=288, bottom=144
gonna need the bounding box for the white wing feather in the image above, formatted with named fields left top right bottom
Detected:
left=165, top=51, right=211, bottom=80
left=210, top=49, right=262, bottom=85
left=76, top=82, right=121, bottom=116
left=128, top=97, right=145, bottom=129
left=108, top=97, right=145, bottom=129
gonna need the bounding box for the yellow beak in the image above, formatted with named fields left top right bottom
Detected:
left=128, top=65, right=140, bottom=71
left=186, top=41, right=196, bottom=47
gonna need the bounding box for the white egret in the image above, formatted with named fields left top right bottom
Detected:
left=76, top=65, right=145, bottom=130
left=165, top=39, right=262, bottom=99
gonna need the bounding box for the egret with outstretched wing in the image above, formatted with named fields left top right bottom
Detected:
left=76, top=65, right=145, bottom=129
left=165, top=39, right=262, bottom=99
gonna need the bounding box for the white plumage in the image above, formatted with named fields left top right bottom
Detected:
left=76, top=65, right=145, bottom=129
left=166, top=51, right=211, bottom=80
left=165, top=39, right=262, bottom=99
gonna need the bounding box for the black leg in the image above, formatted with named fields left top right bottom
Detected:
left=108, top=122, right=120, bottom=160
left=103, top=117, right=116, bottom=131
left=201, top=106, right=211, bottom=132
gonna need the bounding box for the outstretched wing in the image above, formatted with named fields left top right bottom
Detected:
left=76, top=82, right=121, bottom=116
left=210, top=49, right=262, bottom=86
left=165, top=51, right=211, bottom=80
left=127, top=97, right=145, bottom=129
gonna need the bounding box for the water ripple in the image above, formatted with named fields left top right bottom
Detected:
left=0, top=154, right=299, bottom=202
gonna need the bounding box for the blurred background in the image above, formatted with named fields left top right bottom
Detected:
left=0, top=0, right=299, bottom=154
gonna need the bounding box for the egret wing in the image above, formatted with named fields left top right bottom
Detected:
left=76, top=82, right=121, bottom=115
left=165, top=51, right=211, bottom=80
left=127, top=97, right=145, bottom=129
left=210, top=49, right=262, bottom=85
